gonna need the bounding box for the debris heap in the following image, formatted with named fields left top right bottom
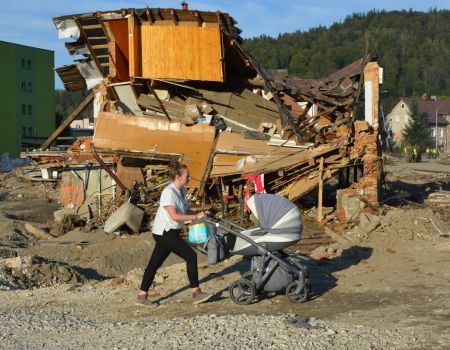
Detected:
left=25, top=7, right=382, bottom=227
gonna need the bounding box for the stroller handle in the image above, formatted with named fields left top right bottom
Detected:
left=204, top=213, right=246, bottom=231
left=203, top=217, right=268, bottom=255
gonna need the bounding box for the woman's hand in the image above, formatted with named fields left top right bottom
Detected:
left=196, top=211, right=206, bottom=220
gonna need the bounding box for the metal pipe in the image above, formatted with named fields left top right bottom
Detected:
left=90, top=143, right=127, bottom=193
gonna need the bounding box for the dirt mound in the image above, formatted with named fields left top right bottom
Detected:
left=0, top=255, right=87, bottom=290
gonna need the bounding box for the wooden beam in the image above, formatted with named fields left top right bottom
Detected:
left=147, top=81, right=171, bottom=122
left=86, top=36, right=107, bottom=40
left=194, top=11, right=202, bottom=26
left=296, top=102, right=312, bottom=127
left=81, top=24, right=102, bottom=30
left=74, top=18, right=105, bottom=77
left=317, top=157, right=324, bottom=222
left=41, top=92, right=94, bottom=151
left=171, top=10, right=178, bottom=25
left=146, top=8, right=154, bottom=24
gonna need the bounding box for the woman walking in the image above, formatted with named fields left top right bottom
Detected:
left=137, top=161, right=213, bottom=306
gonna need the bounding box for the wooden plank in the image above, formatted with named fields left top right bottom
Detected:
left=41, top=92, right=94, bottom=151
left=296, top=102, right=312, bottom=127
left=147, top=82, right=171, bottom=121
left=82, top=24, right=103, bottom=30
left=140, top=25, right=223, bottom=81
left=93, top=112, right=216, bottom=188
left=318, top=157, right=324, bottom=221
left=128, top=15, right=141, bottom=77
left=91, top=44, right=109, bottom=49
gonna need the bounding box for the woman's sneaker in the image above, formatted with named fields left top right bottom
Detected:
left=135, top=295, right=158, bottom=307
left=192, top=291, right=213, bottom=305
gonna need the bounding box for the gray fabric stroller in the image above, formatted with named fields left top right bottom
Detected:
left=204, top=193, right=311, bottom=305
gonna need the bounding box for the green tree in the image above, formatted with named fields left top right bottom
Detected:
left=401, top=100, right=432, bottom=162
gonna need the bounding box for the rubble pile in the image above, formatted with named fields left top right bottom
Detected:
left=20, top=6, right=383, bottom=234
left=341, top=207, right=449, bottom=243
left=0, top=255, right=87, bottom=290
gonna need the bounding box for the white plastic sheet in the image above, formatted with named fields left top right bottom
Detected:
left=55, top=19, right=80, bottom=39
left=75, top=61, right=103, bottom=90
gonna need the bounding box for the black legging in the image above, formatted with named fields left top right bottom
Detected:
left=140, top=229, right=199, bottom=291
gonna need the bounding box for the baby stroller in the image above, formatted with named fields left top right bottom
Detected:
left=204, top=193, right=311, bottom=305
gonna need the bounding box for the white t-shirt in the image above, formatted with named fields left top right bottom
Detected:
left=152, top=183, right=188, bottom=235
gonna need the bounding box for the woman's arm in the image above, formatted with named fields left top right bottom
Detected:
left=165, top=206, right=205, bottom=222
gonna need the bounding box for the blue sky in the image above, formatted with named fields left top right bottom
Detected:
left=1, top=0, right=448, bottom=88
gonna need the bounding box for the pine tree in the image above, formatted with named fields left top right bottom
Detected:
left=401, top=100, right=432, bottom=162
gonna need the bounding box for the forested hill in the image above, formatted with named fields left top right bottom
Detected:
left=242, top=9, right=450, bottom=107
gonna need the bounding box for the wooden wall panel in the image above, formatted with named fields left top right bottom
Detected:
left=109, top=42, right=129, bottom=81
left=107, top=19, right=129, bottom=61
left=140, top=25, right=223, bottom=82
left=93, top=112, right=216, bottom=188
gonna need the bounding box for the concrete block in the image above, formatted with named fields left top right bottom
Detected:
left=336, top=189, right=364, bottom=223
left=104, top=202, right=144, bottom=234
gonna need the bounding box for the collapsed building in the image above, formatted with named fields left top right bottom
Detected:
left=23, top=7, right=383, bottom=230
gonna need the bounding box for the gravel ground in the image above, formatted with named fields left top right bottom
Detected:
left=0, top=299, right=418, bottom=350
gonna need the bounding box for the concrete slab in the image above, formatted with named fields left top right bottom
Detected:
left=104, top=202, right=144, bottom=234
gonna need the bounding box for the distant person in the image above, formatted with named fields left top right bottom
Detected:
left=136, top=161, right=213, bottom=306
left=181, top=1, right=188, bottom=10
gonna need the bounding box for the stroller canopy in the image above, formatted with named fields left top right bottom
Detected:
left=247, top=193, right=302, bottom=236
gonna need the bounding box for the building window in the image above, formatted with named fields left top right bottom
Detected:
left=28, top=127, right=32, bottom=137
left=395, top=116, right=400, bottom=122
left=22, top=127, right=26, bottom=137
left=440, top=128, right=444, bottom=138
left=27, top=82, right=32, bottom=92
left=401, top=103, right=404, bottom=109
left=28, top=105, right=32, bottom=115
left=27, top=60, right=32, bottom=70
left=21, top=81, right=26, bottom=91
left=431, top=129, right=436, bottom=137
left=21, top=59, right=25, bottom=69
left=22, top=104, right=26, bottom=114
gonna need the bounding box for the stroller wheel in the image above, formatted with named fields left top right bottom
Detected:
left=229, top=279, right=256, bottom=305
left=286, top=280, right=309, bottom=303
